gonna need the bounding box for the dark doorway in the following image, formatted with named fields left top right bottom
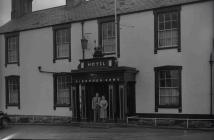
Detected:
left=72, top=82, right=136, bottom=122
left=84, top=83, right=109, bottom=122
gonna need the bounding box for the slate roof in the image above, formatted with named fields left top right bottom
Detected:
left=0, top=0, right=209, bottom=34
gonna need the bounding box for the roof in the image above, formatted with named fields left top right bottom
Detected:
left=0, top=0, right=210, bottom=34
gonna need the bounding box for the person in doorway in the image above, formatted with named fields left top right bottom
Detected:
left=99, top=95, right=108, bottom=122
left=92, top=93, right=101, bottom=122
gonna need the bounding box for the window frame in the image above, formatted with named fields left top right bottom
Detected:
left=53, top=73, right=71, bottom=110
left=53, top=24, right=71, bottom=63
left=98, top=16, right=120, bottom=57
left=154, top=66, right=182, bottom=112
left=5, top=32, right=20, bottom=67
left=154, top=6, right=181, bottom=54
left=5, top=75, right=20, bottom=109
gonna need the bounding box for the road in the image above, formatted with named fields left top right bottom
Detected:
left=0, top=125, right=213, bottom=140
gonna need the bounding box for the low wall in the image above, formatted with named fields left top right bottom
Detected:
left=9, top=115, right=72, bottom=124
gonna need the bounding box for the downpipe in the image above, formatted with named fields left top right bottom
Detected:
left=210, top=60, right=213, bottom=115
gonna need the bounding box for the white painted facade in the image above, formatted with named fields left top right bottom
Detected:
left=0, top=1, right=213, bottom=117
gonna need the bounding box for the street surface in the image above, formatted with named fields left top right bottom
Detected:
left=0, top=125, right=213, bottom=140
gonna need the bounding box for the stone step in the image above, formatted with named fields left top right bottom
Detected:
left=75, top=122, right=127, bottom=128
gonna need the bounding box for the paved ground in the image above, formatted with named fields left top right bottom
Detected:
left=0, top=125, right=213, bottom=140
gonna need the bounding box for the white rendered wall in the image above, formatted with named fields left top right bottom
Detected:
left=0, top=19, right=99, bottom=116
left=0, top=1, right=213, bottom=116
left=119, top=1, right=214, bottom=114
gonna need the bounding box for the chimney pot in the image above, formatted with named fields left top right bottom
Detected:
left=66, top=0, right=83, bottom=7
left=11, top=0, right=33, bottom=19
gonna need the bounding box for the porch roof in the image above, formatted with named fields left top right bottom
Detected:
left=70, top=66, right=138, bottom=84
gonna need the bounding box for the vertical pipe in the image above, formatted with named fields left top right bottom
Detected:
left=81, top=22, right=85, bottom=59
left=186, top=119, right=189, bottom=129
left=210, top=62, right=213, bottom=115
left=114, top=0, right=118, bottom=58
left=79, top=84, right=82, bottom=119
left=212, top=0, right=214, bottom=115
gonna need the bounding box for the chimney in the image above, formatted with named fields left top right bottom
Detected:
left=11, top=0, right=33, bottom=19
left=66, top=0, right=82, bottom=7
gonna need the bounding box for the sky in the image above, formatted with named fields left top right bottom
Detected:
left=0, top=0, right=65, bottom=26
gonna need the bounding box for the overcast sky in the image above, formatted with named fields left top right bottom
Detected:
left=0, top=0, right=65, bottom=26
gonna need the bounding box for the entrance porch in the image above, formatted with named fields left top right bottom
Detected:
left=70, top=57, right=138, bottom=122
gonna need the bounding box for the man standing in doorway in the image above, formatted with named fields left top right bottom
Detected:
left=92, top=93, right=101, bottom=122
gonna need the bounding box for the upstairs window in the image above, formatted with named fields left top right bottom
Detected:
left=102, top=21, right=115, bottom=53
left=154, top=66, right=182, bottom=112
left=53, top=74, right=71, bottom=109
left=5, top=76, right=20, bottom=109
left=5, top=33, right=19, bottom=66
left=53, top=24, right=71, bottom=62
left=154, top=6, right=181, bottom=53
left=98, top=17, right=120, bottom=56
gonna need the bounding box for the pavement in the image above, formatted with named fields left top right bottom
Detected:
left=0, top=125, right=213, bottom=140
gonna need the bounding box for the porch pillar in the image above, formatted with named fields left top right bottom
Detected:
left=118, top=82, right=127, bottom=120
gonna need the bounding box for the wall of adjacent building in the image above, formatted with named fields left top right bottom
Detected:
left=0, top=1, right=213, bottom=117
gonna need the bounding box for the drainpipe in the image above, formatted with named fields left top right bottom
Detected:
left=210, top=56, right=213, bottom=115
left=81, top=21, right=85, bottom=59
left=211, top=38, right=214, bottom=115
left=211, top=39, right=214, bottom=115
left=211, top=1, right=214, bottom=115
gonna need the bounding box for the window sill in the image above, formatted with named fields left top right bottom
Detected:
left=53, top=57, right=71, bottom=63
left=155, top=46, right=181, bottom=54
left=7, top=104, right=19, bottom=106
left=5, top=62, right=19, bottom=67
left=103, top=52, right=116, bottom=56
left=157, top=46, right=179, bottom=50
left=6, top=104, right=20, bottom=109
left=158, top=105, right=180, bottom=109
left=156, top=106, right=182, bottom=113
left=54, top=105, right=71, bottom=108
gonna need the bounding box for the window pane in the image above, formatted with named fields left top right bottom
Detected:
left=102, top=21, right=116, bottom=53
left=160, top=79, right=166, bottom=87
left=165, top=70, right=171, bottom=78
left=165, top=13, right=171, bottom=21
left=166, top=79, right=171, bottom=87
left=56, top=76, right=70, bottom=105
left=102, top=23, right=108, bottom=39
left=165, top=21, right=171, bottom=29
left=172, top=21, right=178, bottom=29
left=55, top=29, right=70, bottom=58
left=158, top=31, right=165, bottom=47
left=165, top=30, right=172, bottom=46
left=108, top=23, right=113, bottom=37
left=158, top=14, right=164, bottom=22
left=8, top=78, right=19, bottom=104
left=103, top=38, right=115, bottom=53
left=159, top=88, right=179, bottom=106
left=7, top=36, right=18, bottom=63
left=170, top=70, right=178, bottom=79
left=172, top=12, right=178, bottom=20
left=158, top=69, right=180, bottom=106
left=171, top=79, right=179, bottom=87
left=172, top=30, right=179, bottom=46
left=159, top=71, right=165, bottom=79
left=157, top=11, right=179, bottom=49
left=159, top=23, right=164, bottom=30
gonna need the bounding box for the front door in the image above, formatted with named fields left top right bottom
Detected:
left=72, top=83, right=129, bottom=122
